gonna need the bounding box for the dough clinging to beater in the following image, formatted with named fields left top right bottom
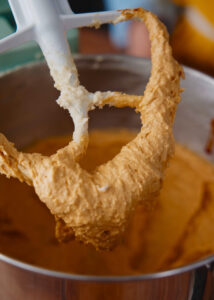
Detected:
left=0, top=8, right=183, bottom=250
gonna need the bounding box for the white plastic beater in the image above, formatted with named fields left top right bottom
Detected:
left=0, top=0, right=121, bottom=142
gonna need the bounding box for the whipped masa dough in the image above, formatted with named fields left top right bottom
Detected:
left=0, top=130, right=213, bottom=275
left=0, top=8, right=183, bottom=249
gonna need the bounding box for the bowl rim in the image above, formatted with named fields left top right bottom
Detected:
left=0, top=54, right=214, bottom=282
left=0, top=252, right=213, bottom=282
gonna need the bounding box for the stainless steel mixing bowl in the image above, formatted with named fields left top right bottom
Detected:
left=0, top=55, right=213, bottom=300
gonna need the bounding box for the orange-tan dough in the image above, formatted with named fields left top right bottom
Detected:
left=0, top=8, right=183, bottom=249
left=0, top=131, right=213, bottom=275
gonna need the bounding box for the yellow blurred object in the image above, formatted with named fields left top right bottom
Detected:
left=171, top=0, right=214, bottom=75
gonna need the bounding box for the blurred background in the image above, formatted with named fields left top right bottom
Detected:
left=0, top=0, right=214, bottom=75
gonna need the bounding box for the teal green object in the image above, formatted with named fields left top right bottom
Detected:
left=0, top=0, right=78, bottom=72
left=0, top=0, right=12, bottom=22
